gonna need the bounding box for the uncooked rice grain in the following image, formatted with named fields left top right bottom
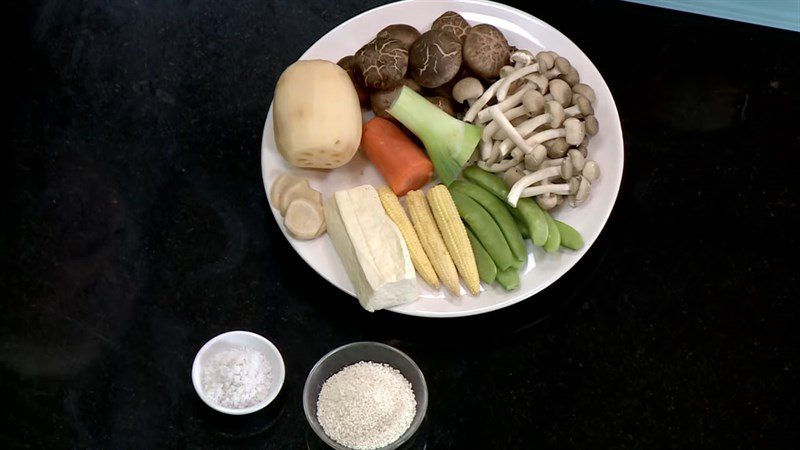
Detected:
left=317, top=361, right=416, bottom=449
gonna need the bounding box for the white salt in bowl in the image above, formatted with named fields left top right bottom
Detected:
left=303, top=342, right=428, bottom=450
left=192, top=330, right=286, bottom=415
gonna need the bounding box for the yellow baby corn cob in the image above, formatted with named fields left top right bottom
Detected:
left=405, top=190, right=461, bottom=296
left=378, top=186, right=440, bottom=289
left=426, top=185, right=481, bottom=295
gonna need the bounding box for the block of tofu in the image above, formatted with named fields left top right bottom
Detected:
left=324, top=185, right=417, bottom=311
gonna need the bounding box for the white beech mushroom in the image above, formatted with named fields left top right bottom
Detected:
left=495, top=62, right=542, bottom=101
left=536, top=51, right=554, bottom=76
left=478, top=148, right=524, bottom=172
left=536, top=184, right=559, bottom=209
left=564, top=95, right=593, bottom=117
left=483, top=90, right=543, bottom=142
left=582, top=160, right=601, bottom=182
left=484, top=138, right=503, bottom=163
left=503, top=165, right=526, bottom=187
left=576, top=135, right=589, bottom=157
left=499, top=100, right=564, bottom=141
left=568, top=176, right=591, bottom=207
left=563, top=117, right=586, bottom=146
left=559, top=66, right=580, bottom=86
left=523, top=90, right=546, bottom=116
left=572, top=83, right=596, bottom=104
left=510, top=49, right=534, bottom=68
left=535, top=151, right=585, bottom=176
left=584, top=114, right=599, bottom=136
left=500, top=107, right=574, bottom=155
left=507, top=158, right=574, bottom=206
left=499, top=65, right=515, bottom=78
left=524, top=73, right=549, bottom=94
left=481, top=90, right=543, bottom=156
left=544, top=137, right=570, bottom=158
left=452, top=77, right=484, bottom=105
left=520, top=176, right=579, bottom=198
left=545, top=78, right=572, bottom=107
left=524, top=145, right=548, bottom=170
left=554, top=56, right=572, bottom=77
left=567, top=149, right=586, bottom=171
left=488, top=106, right=531, bottom=153
left=476, top=83, right=534, bottom=123
left=501, top=65, right=529, bottom=96
left=464, top=77, right=504, bottom=122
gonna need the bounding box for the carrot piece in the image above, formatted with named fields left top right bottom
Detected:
left=361, top=117, right=434, bottom=196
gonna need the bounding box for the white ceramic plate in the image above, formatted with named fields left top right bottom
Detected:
left=260, top=0, right=623, bottom=318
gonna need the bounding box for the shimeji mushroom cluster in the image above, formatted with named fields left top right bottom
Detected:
left=452, top=49, right=602, bottom=210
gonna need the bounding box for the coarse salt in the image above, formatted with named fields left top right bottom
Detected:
left=203, top=346, right=272, bottom=409
left=317, top=361, right=416, bottom=450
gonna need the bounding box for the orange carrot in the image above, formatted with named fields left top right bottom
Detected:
left=361, top=117, right=434, bottom=196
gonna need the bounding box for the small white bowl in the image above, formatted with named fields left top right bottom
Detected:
left=192, top=330, right=285, bottom=415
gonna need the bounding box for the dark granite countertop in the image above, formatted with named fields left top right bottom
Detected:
left=3, top=0, right=799, bottom=448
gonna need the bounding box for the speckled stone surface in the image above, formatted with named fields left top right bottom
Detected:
left=2, top=0, right=799, bottom=448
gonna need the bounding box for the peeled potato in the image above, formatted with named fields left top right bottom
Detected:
left=273, top=60, right=362, bottom=169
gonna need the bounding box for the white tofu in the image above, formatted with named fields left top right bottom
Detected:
left=324, top=185, right=417, bottom=312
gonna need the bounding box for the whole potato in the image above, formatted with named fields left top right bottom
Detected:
left=273, top=60, right=362, bottom=169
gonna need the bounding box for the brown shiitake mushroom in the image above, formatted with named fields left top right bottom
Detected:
left=462, top=24, right=509, bottom=80
left=369, top=78, right=423, bottom=119
left=370, top=86, right=402, bottom=119
left=410, top=29, right=462, bottom=88
left=402, top=77, right=423, bottom=94
left=355, top=37, right=409, bottom=90
left=428, top=63, right=474, bottom=102
left=376, top=24, right=421, bottom=50
left=431, top=11, right=471, bottom=42
left=337, top=55, right=370, bottom=107
left=426, top=96, right=456, bottom=116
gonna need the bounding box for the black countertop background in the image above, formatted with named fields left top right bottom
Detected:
left=3, top=0, right=799, bottom=448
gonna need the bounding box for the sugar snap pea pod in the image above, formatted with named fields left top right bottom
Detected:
left=496, top=268, right=520, bottom=291
left=450, top=190, right=516, bottom=270
left=466, top=227, right=497, bottom=284
left=450, top=180, right=527, bottom=262
left=515, top=215, right=530, bottom=239
left=555, top=220, right=584, bottom=250
left=515, top=201, right=548, bottom=247
left=542, top=211, right=561, bottom=253
left=462, top=166, right=549, bottom=246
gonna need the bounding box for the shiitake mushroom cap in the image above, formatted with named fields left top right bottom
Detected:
left=462, top=24, right=509, bottom=79
left=355, top=37, right=409, bottom=90
left=409, top=29, right=462, bottom=88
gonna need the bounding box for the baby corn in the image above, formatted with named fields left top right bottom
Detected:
left=405, top=190, right=461, bottom=296
left=426, top=185, right=481, bottom=295
left=378, top=186, right=440, bottom=289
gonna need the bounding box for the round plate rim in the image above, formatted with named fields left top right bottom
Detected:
left=260, top=0, right=624, bottom=318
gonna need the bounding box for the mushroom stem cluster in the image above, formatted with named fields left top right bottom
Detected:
left=456, top=49, right=602, bottom=210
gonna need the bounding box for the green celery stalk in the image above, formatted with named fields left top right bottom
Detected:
left=387, top=86, right=482, bottom=185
